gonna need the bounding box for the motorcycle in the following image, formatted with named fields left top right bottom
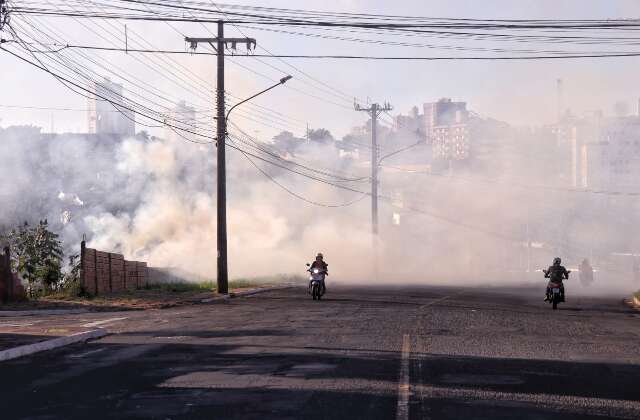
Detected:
left=543, top=269, right=571, bottom=310
left=306, top=263, right=326, bottom=301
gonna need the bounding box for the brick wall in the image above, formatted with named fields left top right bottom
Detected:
left=0, top=247, right=10, bottom=303
left=80, top=241, right=148, bottom=295
left=0, top=247, right=26, bottom=303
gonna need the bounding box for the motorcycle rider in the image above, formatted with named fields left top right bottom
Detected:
left=544, top=257, right=570, bottom=302
left=579, top=258, right=594, bottom=286
left=308, top=252, right=328, bottom=295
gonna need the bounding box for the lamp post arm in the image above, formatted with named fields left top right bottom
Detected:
left=378, top=140, right=423, bottom=166
left=225, top=75, right=292, bottom=122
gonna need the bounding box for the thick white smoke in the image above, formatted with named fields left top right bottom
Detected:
left=1, top=120, right=639, bottom=295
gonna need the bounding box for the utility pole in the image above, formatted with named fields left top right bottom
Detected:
left=185, top=21, right=256, bottom=295
left=354, top=101, right=393, bottom=236
left=0, top=0, right=9, bottom=32
left=355, top=101, right=392, bottom=279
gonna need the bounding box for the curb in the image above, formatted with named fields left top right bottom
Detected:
left=200, top=283, right=296, bottom=304
left=0, top=329, right=108, bottom=362
left=0, top=309, right=89, bottom=317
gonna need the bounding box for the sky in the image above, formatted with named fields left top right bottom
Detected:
left=3, top=0, right=640, bottom=140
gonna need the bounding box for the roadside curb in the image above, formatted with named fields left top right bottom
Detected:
left=0, top=309, right=89, bottom=317
left=200, top=283, right=296, bottom=304
left=0, top=329, right=108, bottom=362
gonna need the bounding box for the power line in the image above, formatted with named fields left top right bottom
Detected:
left=15, top=2, right=640, bottom=31
left=229, top=130, right=370, bottom=183
left=25, top=43, right=640, bottom=60
left=229, top=136, right=367, bottom=208
left=208, top=2, right=364, bottom=105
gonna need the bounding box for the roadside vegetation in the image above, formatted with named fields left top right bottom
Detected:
left=0, top=220, right=79, bottom=299
left=38, top=275, right=304, bottom=310
left=140, top=275, right=304, bottom=293
left=1, top=221, right=304, bottom=308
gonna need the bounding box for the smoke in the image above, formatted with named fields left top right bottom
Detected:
left=0, top=126, right=377, bottom=281
left=1, top=113, right=639, bottom=295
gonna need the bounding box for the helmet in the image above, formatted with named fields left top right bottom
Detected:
left=553, top=257, right=561, bottom=265
left=316, top=252, right=324, bottom=259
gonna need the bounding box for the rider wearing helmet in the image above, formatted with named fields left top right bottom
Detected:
left=309, top=252, right=328, bottom=294
left=544, top=257, right=569, bottom=302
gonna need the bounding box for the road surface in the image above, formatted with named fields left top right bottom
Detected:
left=1, top=285, right=640, bottom=419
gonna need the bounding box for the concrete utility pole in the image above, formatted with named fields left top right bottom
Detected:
left=354, top=101, right=393, bottom=236
left=0, top=0, right=9, bottom=31
left=185, top=21, right=256, bottom=295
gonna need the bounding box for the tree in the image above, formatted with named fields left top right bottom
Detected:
left=340, top=133, right=367, bottom=151
left=34, top=220, right=64, bottom=291
left=308, top=128, right=334, bottom=144
left=273, top=130, right=304, bottom=154
left=2, top=220, right=64, bottom=296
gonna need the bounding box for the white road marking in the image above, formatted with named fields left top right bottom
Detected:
left=396, top=334, right=411, bottom=420
left=0, top=321, right=41, bottom=327
left=68, top=348, right=106, bottom=359
left=82, top=317, right=128, bottom=328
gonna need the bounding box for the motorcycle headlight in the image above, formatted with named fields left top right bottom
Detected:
left=313, top=269, right=319, bottom=274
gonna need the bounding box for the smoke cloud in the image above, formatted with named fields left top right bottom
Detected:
left=1, top=113, right=639, bottom=296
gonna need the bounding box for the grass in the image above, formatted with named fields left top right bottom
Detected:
left=142, top=281, right=214, bottom=293
left=634, top=291, right=640, bottom=301
left=141, top=274, right=306, bottom=293
left=30, top=274, right=307, bottom=310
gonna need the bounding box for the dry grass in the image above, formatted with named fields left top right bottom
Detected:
left=30, top=275, right=304, bottom=310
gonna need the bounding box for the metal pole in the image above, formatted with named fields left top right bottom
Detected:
left=216, top=20, right=228, bottom=294
left=371, top=103, right=379, bottom=236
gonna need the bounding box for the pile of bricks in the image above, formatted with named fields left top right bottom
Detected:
left=80, top=241, right=149, bottom=296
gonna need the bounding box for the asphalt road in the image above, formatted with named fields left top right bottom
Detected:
left=2, top=285, right=640, bottom=420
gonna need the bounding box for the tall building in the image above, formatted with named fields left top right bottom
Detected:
left=558, top=112, right=640, bottom=190
left=393, top=106, right=424, bottom=133
left=165, top=100, right=196, bottom=142
left=87, top=78, right=135, bottom=137
left=424, top=98, right=469, bottom=160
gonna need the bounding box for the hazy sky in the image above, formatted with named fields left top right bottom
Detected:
left=3, top=0, right=640, bottom=139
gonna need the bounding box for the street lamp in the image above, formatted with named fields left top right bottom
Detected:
left=226, top=75, right=293, bottom=123
left=216, top=75, right=292, bottom=295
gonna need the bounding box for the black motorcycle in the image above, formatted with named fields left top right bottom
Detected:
left=306, top=263, right=326, bottom=301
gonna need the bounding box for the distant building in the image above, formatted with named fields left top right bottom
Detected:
left=87, top=78, right=135, bottom=137
left=165, top=100, right=196, bottom=142
left=393, top=106, right=423, bottom=133
left=424, top=98, right=469, bottom=161
left=558, top=112, right=640, bottom=190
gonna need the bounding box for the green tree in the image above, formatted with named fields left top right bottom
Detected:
left=34, top=220, right=64, bottom=291
left=2, top=220, right=64, bottom=297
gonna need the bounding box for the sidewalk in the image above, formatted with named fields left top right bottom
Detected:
left=0, top=314, right=115, bottom=351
